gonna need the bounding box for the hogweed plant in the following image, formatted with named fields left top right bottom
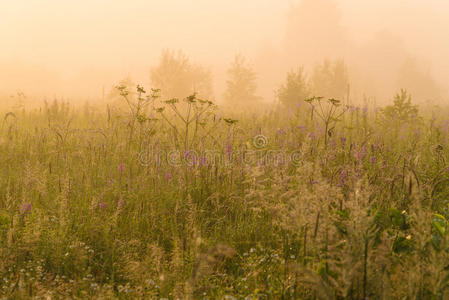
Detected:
left=304, top=96, right=349, bottom=147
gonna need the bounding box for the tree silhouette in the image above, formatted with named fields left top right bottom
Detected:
left=224, top=54, right=261, bottom=108
left=277, top=67, right=310, bottom=108
left=310, top=59, right=349, bottom=100
left=150, top=49, right=213, bottom=99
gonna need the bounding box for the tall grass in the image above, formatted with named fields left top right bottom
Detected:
left=1, top=88, right=449, bottom=299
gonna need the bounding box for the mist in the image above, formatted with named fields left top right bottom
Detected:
left=1, top=0, right=448, bottom=105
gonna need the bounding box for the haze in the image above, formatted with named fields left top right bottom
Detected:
left=1, top=0, right=448, bottom=104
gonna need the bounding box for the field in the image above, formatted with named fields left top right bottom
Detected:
left=1, top=88, right=449, bottom=299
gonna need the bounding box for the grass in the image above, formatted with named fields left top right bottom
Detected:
left=1, top=88, right=449, bottom=299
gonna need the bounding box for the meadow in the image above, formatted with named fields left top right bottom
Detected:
left=1, top=87, right=449, bottom=299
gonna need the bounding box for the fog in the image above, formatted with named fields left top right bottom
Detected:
left=1, top=0, right=448, bottom=105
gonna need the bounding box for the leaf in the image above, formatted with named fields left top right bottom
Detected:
left=434, top=213, right=446, bottom=222
left=392, top=236, right=413, bottom=254
left=433, top=220, right=446, bottom=236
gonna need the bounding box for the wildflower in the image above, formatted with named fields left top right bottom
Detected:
left=118, top=163, right=125, bottom=173
left=99, top=202, right=107, bottom=210
left=164, top=172, right=173, bottom=181
left=308, top=132, right=316, bottom=139
left=338, top=170, right=348, bottom=187
left=277, top=128, right=286, bottom=135
left=370, top=157, right=376, bottom=164
left=117, top=197, right=125, bottom=209
left=340, top=137, right=347, bottom=145
left=362, top=106, right=368, bottom=114
left=354, top=150, right=363, bottom=161
left=184, top=150, right=197, bottom=166
left=20, top=203, right=32, bottom=215
left=147, top=279, right=155, bottom=286
left=199, top=156, right=208, bottom=166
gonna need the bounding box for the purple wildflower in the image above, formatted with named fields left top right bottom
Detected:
left=164, top=172, right=173, bottom=181
left=362, top=106, right=368, bottom=115
left=99, top=202, right=107, bottom=210
left=338, top=170, right=348, bottom=187
left=200, top=156, right=208, bottom=166
left=225, top=143, right=233, bottom=155
left=20, top=203, right=32, bottom=215
left=308, top=132, right=317, bottom=139
left=118, top=163, right=125, bottom=173
left=277, top=128, right=286, bottom=135
left=184, top=150, right=197, bottom=166
left=370, top=157, right=376, bottom=164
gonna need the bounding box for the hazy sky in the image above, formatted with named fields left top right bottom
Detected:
left=1, top=0, right=448, bottom=101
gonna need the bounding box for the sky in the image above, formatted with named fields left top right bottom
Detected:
left=1, top=0, right=448, bottom=102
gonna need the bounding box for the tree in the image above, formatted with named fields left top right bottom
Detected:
left=277, top=67, right=310, bottom=108
left=310, top=59, right=349, bottom=100
left=381, top=89, right=419, bottom=123
left=150, top=49, right=213, bottom=99
left=224, top=54, right=261, bottom=108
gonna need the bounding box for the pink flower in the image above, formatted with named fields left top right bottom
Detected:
left=200, top=156, right=208, bottom=166
left=164, top=172, right=173, bottom=181
left=225, top=144, right=233, bottom=155
left=99, top=202, right=107, bottom=209
left=20, top=203, right=32, bottom=215
left=117, top=197, right=125, bottom=209
left=277, top=128, right=286, bottom=135
left=118, top=163, right=125, bottom=173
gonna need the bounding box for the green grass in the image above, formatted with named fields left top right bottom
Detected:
left=1, top=91, right=449, bottom=299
